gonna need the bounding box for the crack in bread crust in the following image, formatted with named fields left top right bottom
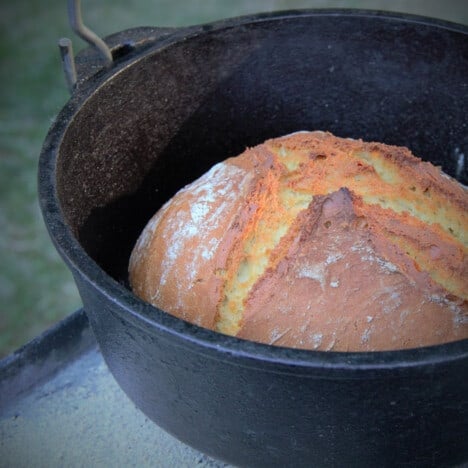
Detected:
left=264, top=134, right=467, bottom=295
left=214, top=149, right=313, bottom=335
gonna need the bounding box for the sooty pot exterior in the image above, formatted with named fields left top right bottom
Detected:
left=39, top=10, right=468, bottom=467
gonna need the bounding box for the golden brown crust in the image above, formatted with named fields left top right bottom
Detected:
left=129, top=131, right=468, bottom=351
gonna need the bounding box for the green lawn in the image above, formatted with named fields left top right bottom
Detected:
left=0, top=0, right=467, bottom=357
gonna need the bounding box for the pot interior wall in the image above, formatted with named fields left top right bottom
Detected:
left=56, top=13, right=468, bottom=283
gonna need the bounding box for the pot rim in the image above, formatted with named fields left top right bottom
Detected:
left=39, top=8, right=468, bottom=372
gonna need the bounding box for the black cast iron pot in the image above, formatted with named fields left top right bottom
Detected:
left=39, top=10, right=468, bottom=467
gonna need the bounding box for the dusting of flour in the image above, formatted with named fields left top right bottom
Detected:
left=156, top=162, right=250, bottom=301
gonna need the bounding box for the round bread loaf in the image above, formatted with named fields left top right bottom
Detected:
left=129, top=131, right=468, bottom=351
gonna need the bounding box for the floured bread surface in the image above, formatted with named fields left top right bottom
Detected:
left=129, top=131, right=468, bottom=351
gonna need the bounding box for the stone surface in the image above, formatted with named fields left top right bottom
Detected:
left=0, top=347, right=229, bottom=467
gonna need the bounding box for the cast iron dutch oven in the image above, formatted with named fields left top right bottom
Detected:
left=39, top=9, right=468, bottom=467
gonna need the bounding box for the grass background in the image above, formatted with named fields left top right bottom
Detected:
left=1, top=0, right=467, bottom=357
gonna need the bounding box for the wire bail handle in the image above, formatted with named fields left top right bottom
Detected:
left=59, top=0, right=113, bottom=93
